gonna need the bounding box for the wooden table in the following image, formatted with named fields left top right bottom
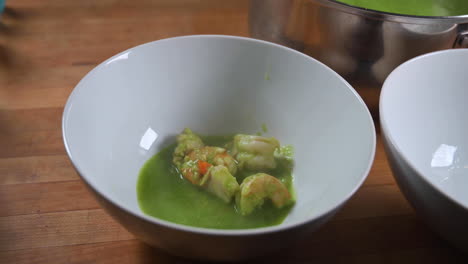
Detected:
left=0, top=1, right=467, bottom=263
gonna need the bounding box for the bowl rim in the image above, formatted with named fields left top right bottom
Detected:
left=62, top=34, right=376, bottom=236
left=380, top=49, right=468, bottom=212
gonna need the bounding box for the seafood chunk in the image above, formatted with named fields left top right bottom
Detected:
left=236, top=173, right=292, bottom=215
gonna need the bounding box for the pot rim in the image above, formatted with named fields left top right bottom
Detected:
left=318, top=0, right=468, bottom=24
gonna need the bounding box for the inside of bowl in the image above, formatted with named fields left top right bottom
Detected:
left=63, top=36, right=375, bottom=229
left=381, top=49, right=468, bottom=208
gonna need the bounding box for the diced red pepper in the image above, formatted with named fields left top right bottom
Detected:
left=198, top=160, right=212, bottom=175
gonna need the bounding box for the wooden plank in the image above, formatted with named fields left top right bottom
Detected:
left=0, top=68, right=91, bottom=110
left=284, top=214, right=454, bottom=259
left=0, top=66, right=89, bottom=110
left=7, top=12, right=248, bottom=49
left=0, top=130, right=65, bottom=159
left=1, top=87, right=73, bottom=110
left=1, top=22, right=248, bottom=110
left=0, top=181, right=99, bottom=216
left=363, top=138, right=396, bottom=187
left=1, top=213, right=465, bottom=263
left=262, top=247, right=467, bottom=264
left=10, top=8, right=248, bottom=30
left=0, top=209, right=133, bottom=251
left=1, top=7, right=248, bottom=110
left=380, top=248, right=468, bottom=264
left=1, top=10, right=248, bottom=70
left=335, top=185, right=414, bottom=220
left=8, top=0, right=249, bottom=9
left=2, top=240, right=465, bottom=264
left=0, top=108, right=63, bottom=133
left=0, top=240, right=178, bottom=264
left=0, top=155, right=78, bottom=185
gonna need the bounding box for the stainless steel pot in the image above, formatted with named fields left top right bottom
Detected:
left=249, top=0, right=468, bottom=118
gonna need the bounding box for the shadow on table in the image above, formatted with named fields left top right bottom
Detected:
left=0, top=7, right=32, bottom=84
left=254, top=214, right=468, bottom=264
left=135, top=226, right=467, bottom=264
left=137, top=242, right=210, bottom=264
left=136, top=215, right=468, bottom=263
left=0, top=7, right=25, bottom=36
left=0, top=8, right=15, bottom=75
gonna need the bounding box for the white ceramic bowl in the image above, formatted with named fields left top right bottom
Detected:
left=63, top=35, right=376, bottom=261
left=381, top=49, right=468, bottom=251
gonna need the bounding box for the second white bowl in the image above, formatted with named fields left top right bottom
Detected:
left=381, top=49, right=468, bottom=251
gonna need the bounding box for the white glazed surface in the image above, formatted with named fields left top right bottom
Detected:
left=381, top=49, right=468, bottom=209
left=63, top=35, right=376, bottom=235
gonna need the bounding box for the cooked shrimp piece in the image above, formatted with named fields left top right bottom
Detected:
left=179, top=161, right=238, bottom=202
left=235, top=173, right=292, bottom=215
left=232, top=134, right=279, bottom=155
left=173, top=129, right=239, bottom=201
left=173, top=128, right=204, bottom=167
left=201, top=165, right=239, bottom=203
left=231, top=135, right=280, bottom=171
left=187, top=146, right=237, bottom=175
left=274, top=145, right=294, bottom=169
left=179, top=159, right=203, bottom=185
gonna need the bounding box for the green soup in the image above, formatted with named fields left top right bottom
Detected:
left=336, top=0, right=468, bottom=16
left=137, top=135, right=295, bottom=229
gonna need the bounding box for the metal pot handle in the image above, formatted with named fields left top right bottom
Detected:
left=454, top=31, right=468, bottom=48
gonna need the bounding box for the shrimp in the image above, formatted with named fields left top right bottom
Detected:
left=201, top=165, right=239, bottom=203
left=187, top=146, right=237, bottom=175
left=231, top=135, right=280, bottom=171
left=172, top=130, right=239, bottom=202
left=235, top=173, right=293, bottom=215
left=232, top=134, right=280, bottom=155
left=178, top=159, right=202, bottom=185
left=173, top=128, right=204, bottom=167
left=274, top=145, right=294, bottom=169
left=179, top=161, right=239, bottom=202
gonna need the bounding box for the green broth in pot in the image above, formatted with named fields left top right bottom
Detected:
left=336, top=0, right=468, bottom=16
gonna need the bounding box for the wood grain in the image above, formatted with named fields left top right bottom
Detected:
left=335, top=185, right=414, bottom=220
left=0, top=181, right=99, bottom=216
left=1, top=213, right=466, bottom=264
left=0, top=209, right=132, bottom=251
left=1, top=0, right=467, bottom=263
left=0, top=240, right=174, bottom=264
left=363, top=138, right=396, bottom=186
left=0, top=108, right=62, bottom=132
left=0, top=129, right=65, bottom=158
left=0, top=155, right=78, bottom=185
